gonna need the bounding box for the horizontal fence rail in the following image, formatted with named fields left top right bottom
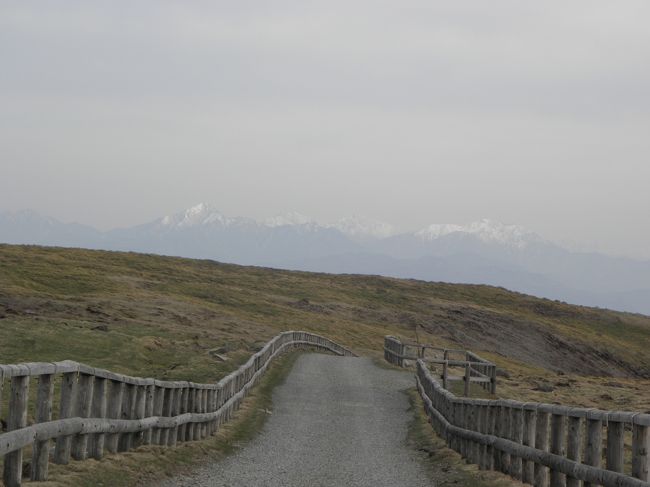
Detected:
left=416, top=359, right=650, bottom=487
left=0, top=331, right=355, bottom=487
left=384, top=336, right=497, bottom=395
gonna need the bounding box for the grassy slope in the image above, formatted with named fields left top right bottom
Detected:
left=1, top=244, right=649, bottom=382
left=1, top=244, right=650, bottom=484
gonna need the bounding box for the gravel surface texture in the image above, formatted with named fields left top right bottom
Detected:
left=157, top=354, right=434, bottom=487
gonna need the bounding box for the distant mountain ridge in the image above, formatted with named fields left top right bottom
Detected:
left=1, top=204, right=649, bottom=316
left=156, top=204, right=397, bottom=240
left=415, top=219, right=542, bottom=249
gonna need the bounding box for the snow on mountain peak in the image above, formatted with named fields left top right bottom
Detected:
left=414, top=223, right=464, bottom=240
left=264, top=212, right=314, bottom=228
left=161, top=203, right=232, bottom=228
left=264, top=213, right=395, bottom=239
left=158, top=206, right=535, bottom=249
left=416, top=219, right=539, bottom=248
left=329, top=215, right=396, bottom=239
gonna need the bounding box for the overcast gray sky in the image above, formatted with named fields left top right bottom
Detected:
left=1, top=1, right=649, bottom=258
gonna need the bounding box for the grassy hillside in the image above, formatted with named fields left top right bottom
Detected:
left=1, top=244, right=650, bottom=407
left=2, top=244, right=650, bottom=485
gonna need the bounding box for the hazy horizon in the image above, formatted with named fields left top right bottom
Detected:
left=2, top=1, right=649, bottom=259
left=2, top=202, right=648, bottom=261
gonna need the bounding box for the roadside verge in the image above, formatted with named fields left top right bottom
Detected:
left=42, top=352, right=301, bottom=487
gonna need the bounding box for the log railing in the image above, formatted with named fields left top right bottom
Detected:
left=384, top=336, right=497, bottom=395
left=0, top=331, right=354, bottom=487
left=416, top=359, right=650, bottom=487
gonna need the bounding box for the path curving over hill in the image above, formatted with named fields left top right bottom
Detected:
left=159, top=354, right=433, bottom=487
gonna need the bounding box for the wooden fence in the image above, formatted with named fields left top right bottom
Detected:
left=416, top=359, right=650, bottom=487
left=384, top=336, right=497, bottom=395
left=0, top=331, right=354, bottom=487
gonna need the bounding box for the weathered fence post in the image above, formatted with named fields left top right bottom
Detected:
left=169, top=387, right=182, bottom=446
left=54, top=372, right=77, bottom=464
left=534, top=407, right=550, bottom=487
left=484, top=404, right=496, bottom=471
left=166, top=388, right=177, bottom=446
left=490, top=365, right=497, bottom=394
left=119, top=383, right=137, bottom=451
left=190, top=389, right=200, bottom=440
left=159, top=387, right=172, bottom=445
left=473, top=401, right=483, bottom=465
left=143, top=383, right=155, bottom=445
left=584, top=411, right=603, bottom=487
left=500, top=402, right=512, bottom=475
left=72, top=373, right=94, bottom=460
left=88, top=377, right=107, bottom=460
left=606, top=414, right=625, bottom=473
left=491, top=402, right=501, bottom=470
left=522, top=404, right=537, bottom=484
left=187, top=385, right=199, bottom=441
left=550, top=409, right=567, bottom=487
left=632, top=417, right=650, bottom=482
left=447, top=398, right=457, bottom=452
left=566, top=410, right=582, bottom=487
left=442, top=361, right=449, bottom=389
left=105, top=380, right=124, bottom=453
left=152, top=384, right=165, bottom=444
left=464, top=363, right=471, bottom=397
left=464, top=400, right=473, bottom=462
left=490, top=401, right=503, bottom=471
left=134, top=383, right=147, bottom=447
left=478, top=403, right=489, bottom=470
left=178, top=385, right=189, bottom=442
left=216, top=385, right=224, bottom=428
left=185, top=387, right=195, bottom=441
left=32, top=373, right=55, bottom=481
left=201, top=388, right=209, bottom=438
left=459, top=401, right=466, bottom=456
left=208, top=389, right=217, bottom=435
left=469, top=401, right=480, bottom=464
left=511, top=404, right=524, bottom=481
left=3, top=374, right=30, bottom=487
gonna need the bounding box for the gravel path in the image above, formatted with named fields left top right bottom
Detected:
left=157, top=354, right=433, bottom=487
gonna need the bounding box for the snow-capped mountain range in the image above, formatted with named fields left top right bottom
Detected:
left=155, top=203, right=529, bottom=245
left=2, top=204, right=650, bottom=316
left=160, top=203, right=238, bottom=228
left=415, top=219, right=541, bottom=249
left=157, top=203, right=398, bottom=240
